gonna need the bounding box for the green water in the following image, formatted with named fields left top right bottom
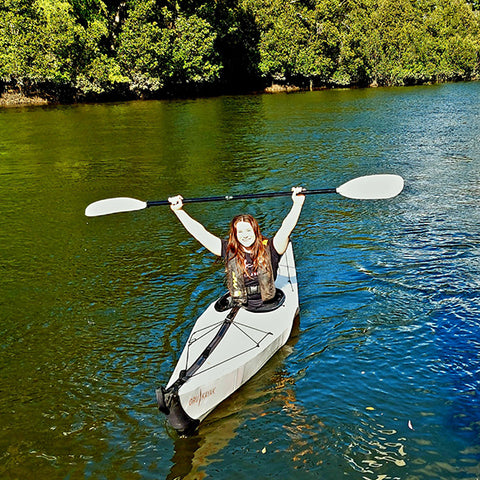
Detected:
left=1, top=83, right=479, bottom=479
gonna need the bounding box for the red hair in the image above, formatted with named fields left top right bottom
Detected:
left=226, top=214, right=269, bottom=277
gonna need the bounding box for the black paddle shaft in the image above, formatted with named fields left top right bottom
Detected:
left=146, top=188, right=337, bottom=207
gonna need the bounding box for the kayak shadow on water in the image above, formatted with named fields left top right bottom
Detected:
left=165, top=314, right=301, bottom=480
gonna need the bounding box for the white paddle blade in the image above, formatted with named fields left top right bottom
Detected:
left=85, top=197, right=147, bottom=217
left=337, top=174, right=404, bottom=200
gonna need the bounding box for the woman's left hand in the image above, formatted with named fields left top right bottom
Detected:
left=291, top=186, right=306, bottom=205
left=168, top=195, right=184, bottom=211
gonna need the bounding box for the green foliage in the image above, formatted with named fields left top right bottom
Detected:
left=116, top=0, right=220, bottom=96
left=466, top=0, right=480, bottom=10
left=0, top=0, right=479, bottom=101
left=0, top=0, right=123, bottom=98
left=116, top=1, right=171, bottom=93
left=348, top=0, right=480, bottom=86
left=170, top=14, right=221, bottom=84
left=245, top=0, right=337, bottom=81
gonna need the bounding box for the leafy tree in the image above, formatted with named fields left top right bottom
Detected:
left=330, top=0, right=373, bottom=85
left=170, top=13, right=222, bottom=86
left=465, top=0, right=480, bottom=9
left=243, top=0, right=338, bottom=84
left=432, top=0, right=477, bottom=81
left=0, top=1, right=78, bottom=86
left=360, top=0, right=424, bottom=85
left=357, top=0, right=480, bottom=86
left=0, top=0, right=126, bottom=99
left=116, top=0, right=220, bottom=96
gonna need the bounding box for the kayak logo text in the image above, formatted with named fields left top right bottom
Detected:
left=189, top=388, right=216, bottom=407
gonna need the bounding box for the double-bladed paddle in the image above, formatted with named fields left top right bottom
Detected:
left=85, top=174, right=404, bottom=217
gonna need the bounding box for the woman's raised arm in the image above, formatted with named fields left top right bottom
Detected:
left=273, top=187, right=305, bottom=255
left=168, top=195, right=222, bottom=256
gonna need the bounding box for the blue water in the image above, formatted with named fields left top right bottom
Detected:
left=0, top=82, right=479, bottom=479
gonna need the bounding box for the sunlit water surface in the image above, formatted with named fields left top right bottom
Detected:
left=1, top=82, right=479, bottom=479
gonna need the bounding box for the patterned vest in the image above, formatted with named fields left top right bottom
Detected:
left=225, top=240, right=276, bottom=305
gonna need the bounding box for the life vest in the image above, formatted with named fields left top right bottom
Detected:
left=225, top=239, right=276, bottom=305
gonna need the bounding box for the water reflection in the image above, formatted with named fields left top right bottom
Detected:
left=344, top=413, right=408, bottom=476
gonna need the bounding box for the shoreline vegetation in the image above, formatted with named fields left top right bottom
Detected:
left=1, top=0, right=479, bottom=107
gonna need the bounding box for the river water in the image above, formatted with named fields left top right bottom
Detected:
left=1, top=82, right=479, bottom=479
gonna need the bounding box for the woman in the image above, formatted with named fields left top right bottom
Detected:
left=168, top=187, right=305, bottom=309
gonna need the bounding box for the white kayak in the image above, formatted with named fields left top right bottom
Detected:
left=156, top=242, right=299, bottom=434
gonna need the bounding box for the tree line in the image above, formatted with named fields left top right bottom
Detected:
left=1, top=0, right=479, bottom=103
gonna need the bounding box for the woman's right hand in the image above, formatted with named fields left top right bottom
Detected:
left=168, top=195, right=184, bottom=211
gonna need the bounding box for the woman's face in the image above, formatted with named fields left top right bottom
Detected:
left=235, top=221, right=256, bottom=248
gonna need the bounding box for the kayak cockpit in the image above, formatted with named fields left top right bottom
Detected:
left=214, top=288, right=286, bottom=313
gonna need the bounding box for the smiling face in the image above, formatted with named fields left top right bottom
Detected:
left=235, top=221, right=256, bottom=248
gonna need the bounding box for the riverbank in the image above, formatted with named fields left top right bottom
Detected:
left=1, top=78, right=477, bottom=107
left=0, top=90, right=49, bottom=107
left=0, top=84, right=304, bottom=107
